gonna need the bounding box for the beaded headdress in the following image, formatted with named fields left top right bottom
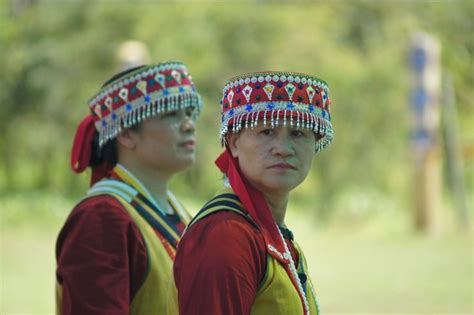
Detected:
left=88, top=61, right=202, bottom=146
left=220, top=71, right=333, bottom=152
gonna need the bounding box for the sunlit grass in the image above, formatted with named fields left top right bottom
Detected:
left=1, top=193, right=472, bottom=314
left=288, top=211, right=473, bottom=314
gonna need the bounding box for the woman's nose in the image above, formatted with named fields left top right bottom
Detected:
left=272, top=132, right=294, bottom=157
left=180, top=115, right=195, bottom=133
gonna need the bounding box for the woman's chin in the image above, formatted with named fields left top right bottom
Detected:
left=258, top=181, right=300, bottom=196
left=169, top=156, right=195, bottom=173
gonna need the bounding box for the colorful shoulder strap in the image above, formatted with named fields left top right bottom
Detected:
left=87, top=179, right=183, bottom=249
left=167, top=190, right=192, bottom=224
left=187, top=192, right=259, bottom=230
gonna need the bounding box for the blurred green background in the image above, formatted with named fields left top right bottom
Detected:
left=1, top=1, right=473, bottom=314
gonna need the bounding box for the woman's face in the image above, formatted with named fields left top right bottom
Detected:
left=228, top=123, right=315, bottom=196
left=125, top=107, right=197, bottom=177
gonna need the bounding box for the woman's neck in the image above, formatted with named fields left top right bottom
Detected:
left=263, top=192, right=290, bottom=226
left=118, top=162, right=171, bottom=212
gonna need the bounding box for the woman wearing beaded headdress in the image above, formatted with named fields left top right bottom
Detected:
left=56, top=62, right=202, bottom=314
left=173, top=71, right=333, bottom=315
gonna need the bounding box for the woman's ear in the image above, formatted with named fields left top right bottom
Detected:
left=227, top=132, right=240, bottom=158
left=116, top=129, right=137, bottom=150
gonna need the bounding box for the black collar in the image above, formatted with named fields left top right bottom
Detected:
left=278, top=225, right=294, bottom=241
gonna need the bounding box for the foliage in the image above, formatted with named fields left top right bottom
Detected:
left=0, top=0, right=472, bottom=220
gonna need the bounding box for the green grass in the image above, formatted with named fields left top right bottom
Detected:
left=1, top=194, right=472, bottom=314
left=286, top=210, right=473, bottom=315
left=1, top=226, right=62, bottom=314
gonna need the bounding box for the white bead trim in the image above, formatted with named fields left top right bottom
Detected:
left=96, top=88, right=202, bottom=147
left=219, top=102, right=334, bottom=153
left=222, top=74, right=329, bottom=96
left=88, top=63, right=187, bottom=106
left=276, top=224, right=311, bottom=315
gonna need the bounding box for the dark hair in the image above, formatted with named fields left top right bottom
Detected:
left=89, top=65, right=147, bottom=167
left=101, top=65, right=146, bottom=87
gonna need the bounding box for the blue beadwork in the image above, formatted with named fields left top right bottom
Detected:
left=245, top=105, right=253, bottom=112
left=163, top=89, right=170, bottom=96
left=266, top=102, right=275, bottom=110
left=111, top=112, right=117, bottom=120
left=126, top=104, right=133, bottom=112
left=102, top=120, right=107, bottom=127
left=309, top=105, right=315, bottom=113
left=287, top=102, right=295, bottom=110
left=179, top=86, right=185, bottom=93
left=144, top=95, right=151, bottom=103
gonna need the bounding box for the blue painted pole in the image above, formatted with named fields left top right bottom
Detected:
left=409, top=33, right=442, bottom=233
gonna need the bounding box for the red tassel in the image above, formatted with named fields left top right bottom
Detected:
left=70, top=115, right=113, bottom=186
left=71, top=115, right=96, bottom=174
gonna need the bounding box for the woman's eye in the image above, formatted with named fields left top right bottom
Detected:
left=162, top=111, right=178, bottom=118
left=291, top=129, right=305, bottom=137
left=185, top=107, right=195, bottom=117
left=261, top=129, right=274, bottom=135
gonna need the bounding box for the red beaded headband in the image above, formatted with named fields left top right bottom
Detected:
left=88, top=62, right=202, bottom=146
left=220, top=71, right=333, bottom=152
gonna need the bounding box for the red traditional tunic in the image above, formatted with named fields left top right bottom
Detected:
left=56, top=165, right=187, bottom=315
left=174, top=210, right=301, bottom=315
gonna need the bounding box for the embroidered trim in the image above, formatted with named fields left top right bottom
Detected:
left=87, top=62, right=202, bottom=147
left=223, top=72, right=329, bottom=95
left=219, top=71, right=333, bottom=153
left=220, top=101, right=334, bottom=153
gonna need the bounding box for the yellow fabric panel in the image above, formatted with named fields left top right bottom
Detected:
left=114, top=194, right=176, bottom=314
left=253, top=253, right=318, bottom=315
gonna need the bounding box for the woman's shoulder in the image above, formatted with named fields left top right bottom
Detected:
left=192, top=210, right=259, bottom=235
left=70, top=194, right=128, bottom=219
left=57, top=194, right=145, bottom=258
left=59, top=194, right=135, bottom=240
left=182, top=210, right=266, bottom=257
left=174, top=210, right=267, bottom=293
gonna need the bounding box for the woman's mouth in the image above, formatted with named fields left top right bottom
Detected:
left=269, top=162, right=296, bottom=170
left=180, top=140, right=196, bottom=150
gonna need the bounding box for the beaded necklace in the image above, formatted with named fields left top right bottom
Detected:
left=277, top=225, right=320, bottom=315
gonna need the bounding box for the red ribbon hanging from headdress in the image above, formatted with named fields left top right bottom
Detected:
left=216, top=149, right=310, bottom=313
left=70, top=115, right=113, bottom=186
left=215, top=149, right=286, bottom=260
